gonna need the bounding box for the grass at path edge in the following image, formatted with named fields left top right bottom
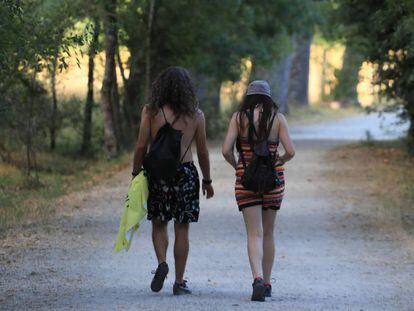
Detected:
left=0, top=152, right=131, bottom=230
left=326, top=140, right=414, bottom=234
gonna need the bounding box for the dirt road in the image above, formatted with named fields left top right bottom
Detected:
left=1, top=135, right=414, bottom=310
left=290, top=111, right=409, bottom=141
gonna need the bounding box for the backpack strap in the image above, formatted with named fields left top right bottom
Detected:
left=235, top=113, right=247, bottom=169
left=236, top=138, right=247, bottom=169
left=236, top=111, right=255, bottom=169
left=244, top=110, right=257, bottom=154
left=180, top=129, right=197, bottom=162
left=161, top=106, right=180, bottom=126
left=266, top=111, right=277, bottom=138
left=247, top=109, right=277, bottom=140
left=237, top=110, right=277, bottom=169
left=160, top=107, right=169, bottom=124
left=246, top=110, right=259, bottom=139
left=267, top=111, right=277, bottom=160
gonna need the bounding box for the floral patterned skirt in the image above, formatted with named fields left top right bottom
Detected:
left=147, top=162, right=200, bottom=224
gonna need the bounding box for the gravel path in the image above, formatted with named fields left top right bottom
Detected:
left=1, top=137, right=414, bottom=310
left=291, top=111, right=409, bottom=141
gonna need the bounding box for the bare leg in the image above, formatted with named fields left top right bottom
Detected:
left=242, top=206, right=264, bottom=280
left=152, top=220, right=168, bottom=264
left=174, top=223, right=189, bottom=284
left=262, top=209, right=277, bottom=284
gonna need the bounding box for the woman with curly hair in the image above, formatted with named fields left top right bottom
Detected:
left=132, top=66, right=214, bottom=295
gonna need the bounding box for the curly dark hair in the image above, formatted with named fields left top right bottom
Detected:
left=148, top=66, right=198, bottom=117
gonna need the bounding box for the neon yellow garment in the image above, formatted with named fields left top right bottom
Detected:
left=114, top=171, right=148, bottom=252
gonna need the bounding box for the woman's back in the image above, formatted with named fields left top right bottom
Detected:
left=149, top=105, right=200, bottom=163
left=237, top=107, right=281, bottom=143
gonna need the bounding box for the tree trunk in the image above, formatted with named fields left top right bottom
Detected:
left=334, top=44, right=362, bottom=106
left=252, top=53, right=293, bottom=114
left=0, top=142, right=12, bottom=164
left=117, top=48, right=127, bottom=85
left=194, top=74, right=221, bottom=138
left=194, top=74, right=221, bottom=111
left=112, top=57, right=123, bottom=144
left=116, top=47, right=131, bottom=130
left=26, top=73, right=36, bottom=178
left=407, top=100, right=414, bottom=153
left=275, top=54, right=293, bottom=114
left=109, top=5, right=123, bottom=145
left=100, top=0, right=120, bottom=157
left=123, top=48, right=143, bottom=133
left=288, top=35, right=313, bottom=106
left=321, top=48, right=327, bottom=101
left=26, top=119, right=32, bottom=176
left=81, top=19, right=100, bottom=155
left=144, top=0, right=156, bottom=101
left=409, top=116, right=414, bottom=152
left=50, top=55, right=58, bottom=150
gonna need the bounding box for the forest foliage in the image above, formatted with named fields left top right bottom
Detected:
left=0, top=0, right=321, bottom=174
left=334, top=0, right=414, bottom=150
left=1, top=0, right=414, bottom=184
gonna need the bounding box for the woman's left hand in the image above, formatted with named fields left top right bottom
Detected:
left=202, top=183, right=214, bottom=199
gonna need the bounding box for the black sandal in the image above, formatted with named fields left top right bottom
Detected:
left=173, top=280, right=192, bottom=295
left=150, top=262, right=169, bottom=292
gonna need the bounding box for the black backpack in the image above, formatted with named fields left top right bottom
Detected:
left=143, top=108, right=193, bottom=183
left=237, top=111, right=280, bottom=194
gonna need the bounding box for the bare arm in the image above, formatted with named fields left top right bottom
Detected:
left=195, top=111, right=211, bottom=181
left=195, top=110, right=214, bottom=199
left=222, top=112, right=239, bottom=169
left=132, top=105, right=151, bottom=175
left=278, top=113, right=295, bottom=163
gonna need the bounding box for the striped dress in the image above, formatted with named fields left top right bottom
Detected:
left=235, top=138, right=285, bottom=211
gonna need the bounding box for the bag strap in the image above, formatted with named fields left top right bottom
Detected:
left=180, top=129, right=197, bottom=162
left=236, top=138, right=247, bottom=169
left=267, top=111, right=277, bottom=159
left=250, top=110, right=276, bottom=140
left=237, top=110, right=257, bottom=167
left=161, top=106, right=180, bottom=126
left=237, top=110, right=277, bottom=169
left=246, top=110, right=258, bottom=139
left=160, top=106, right=168, bottom=124
left=266, top=111, right=277, bottom=138
left=235, top=113, right=247, bottom=169
left=245, top=110, right=257, bottom=154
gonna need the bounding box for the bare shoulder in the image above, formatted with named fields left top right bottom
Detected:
left=232, top=111, right=240, bottom=119
left=139, top=105, right=152, bottom=123
left=142, top=104, right=151, bottom=116
left=277, top=112, right=288, bottom=125
left=195, top=108, right=204, bottom=117
left=231, top=111, right=240, bottom=124
left=195, top=108, right=205, bottom=123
